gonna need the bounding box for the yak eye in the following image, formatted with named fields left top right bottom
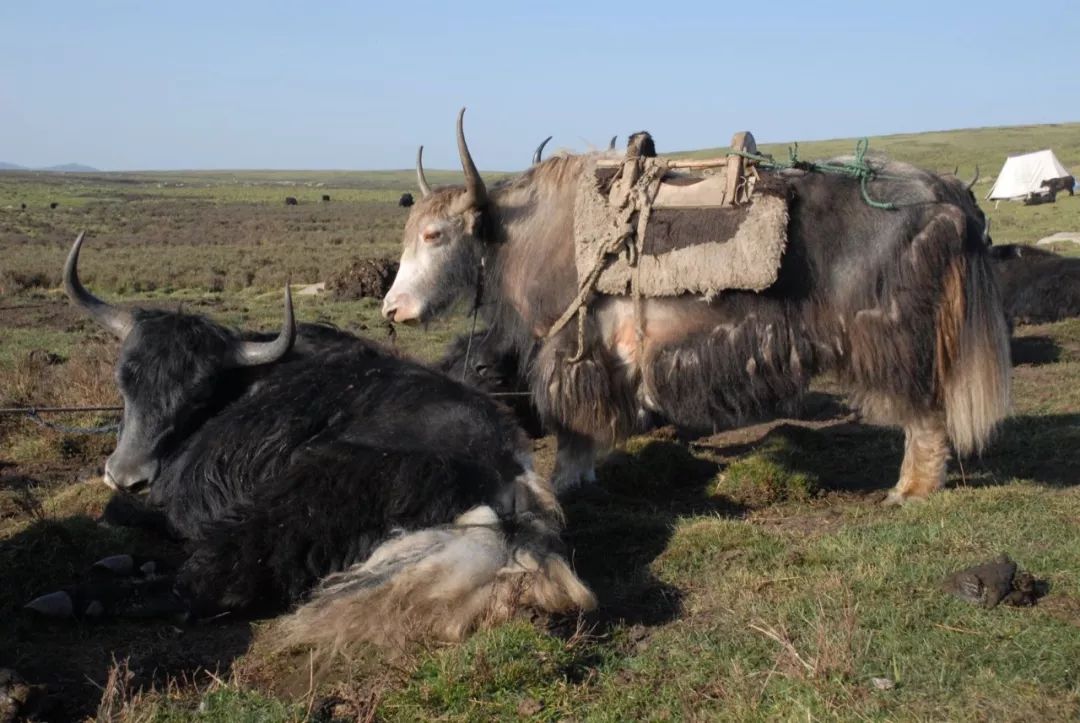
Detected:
left=421, top=228, right=442, bottom=243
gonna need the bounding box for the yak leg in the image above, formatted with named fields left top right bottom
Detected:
left=552, top=429, right=598, bottom=493
left=885, top=415, right=950, bottom=505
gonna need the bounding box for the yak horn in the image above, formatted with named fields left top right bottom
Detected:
left=532, top=136, right=552, bottom=166
left=416, top=145, right=433, bottom=198
left=609, top=135, right=617, bottom=151
left=229, top=285, right=296, bottom=368
left=952, top=165, right=959, bottom=176
left=456, top=108, right=487, bottom=207
left=64, top=232, right=134, bottom=341
left=982, top=217, right=992, bottom=244
left=967, top=166, right=980, bottom=190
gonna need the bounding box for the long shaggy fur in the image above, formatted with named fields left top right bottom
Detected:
left=281, top=500, right=596, bottom=655
left=103, top=311, right=594, bottom=648
left=391, top=148, right=1012, bottom=496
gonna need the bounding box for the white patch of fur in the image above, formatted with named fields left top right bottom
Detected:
left=280, top=503, right=596, bottom=658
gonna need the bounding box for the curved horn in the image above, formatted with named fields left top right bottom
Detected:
left=532, top=136, right=552, bottom=166
left=64, top=231, right=134, bottom=340
left=456, top=108, right=487, bottom=207
left=229, top=285, right=296, bottom=368
left=609, top=135, right=618, bottom=151
left=952, top=165, right=959, bottom=176
left=415, top=145, right=433, bottom=198
left=967, top=165, right=980, bottom=190
left=982, top=217, right=992, bottom=244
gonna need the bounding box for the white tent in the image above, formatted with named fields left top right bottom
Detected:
left=985, top=149, right=1072, bottom=200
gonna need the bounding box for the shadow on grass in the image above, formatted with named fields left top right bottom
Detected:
left=561, top=439, right=745, bottom=632
left=1011, top=335, right=1061, bottom=366
left=0, top=514, right=253, bottom=721
left=697, top=411, right=1080, bottom=498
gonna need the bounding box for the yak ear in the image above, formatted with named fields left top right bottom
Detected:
left=462, top=208, right=485, bottom=236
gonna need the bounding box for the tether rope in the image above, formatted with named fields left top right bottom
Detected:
left=0, top=405, right=122, bottom=435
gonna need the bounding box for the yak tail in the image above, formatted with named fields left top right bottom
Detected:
left=279, top=495, right=595, bottom=659
left=936, top=249, right=1011, bottom=456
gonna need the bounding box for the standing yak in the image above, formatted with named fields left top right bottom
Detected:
left=381, top=110, right=1010, bottom=505
left=30, top=233, right=594, bottom=655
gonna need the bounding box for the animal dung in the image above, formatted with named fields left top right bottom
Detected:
left=941, top=554, right=1046, bottom=608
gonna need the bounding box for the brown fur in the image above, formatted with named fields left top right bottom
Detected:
left=386, top=139, right=1010, bottom=500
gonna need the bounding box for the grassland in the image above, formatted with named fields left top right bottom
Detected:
left=2, top=122, right=1080, bottom=721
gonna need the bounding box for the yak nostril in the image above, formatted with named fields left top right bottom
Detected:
left=124, top=479, right=149, bottom=494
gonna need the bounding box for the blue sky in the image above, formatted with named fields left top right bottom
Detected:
left=2, top=0, right=1077, bottom=171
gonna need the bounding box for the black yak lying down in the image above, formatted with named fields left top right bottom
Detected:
left=30, top=233, right=594, bottom=652
left=990, top=244, right=1080, bottom=325
left=437, top=330, right=545, bottom=438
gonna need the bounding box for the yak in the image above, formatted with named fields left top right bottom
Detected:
left=321, top=194, right=331, bottom=202
left=381, top=109, right=1011, bottom=505
left=1041, top=176, right=1076, bottom=197
left=990, top=243, right=1080, bottom=326
left=27, top=233, right=595, bottom=654
left=399, top=192, right=414, bottom=208
left=284, top=196, right=298, bottom=205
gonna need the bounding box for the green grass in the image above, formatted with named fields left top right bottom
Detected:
left=2, top=121, right=1080, bottom=721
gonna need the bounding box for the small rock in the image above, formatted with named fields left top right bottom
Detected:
left=93, top=554, right=135, bottom=576
left=84, top=600, right=105, bottom=618
left=871, top=677, right=895, bottom=691
left=24, top=591, right=73, bottom=618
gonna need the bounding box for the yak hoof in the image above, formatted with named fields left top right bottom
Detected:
left=93, top=554, right=135, bottom=576
left=881, top=490, right=929, bottom=507
left=24, top=591, right=73, bottom=618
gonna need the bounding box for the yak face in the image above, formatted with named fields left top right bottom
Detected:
left=108, top=314, right=237, bottom=492
left=383, top=188, right=484, bottom=323
left=383, top=109, right=489, bottom=325
left=63, top=233, right=295, bottom=492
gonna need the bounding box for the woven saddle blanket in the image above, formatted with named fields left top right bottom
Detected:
left=573, top=149, right=790, bottom=298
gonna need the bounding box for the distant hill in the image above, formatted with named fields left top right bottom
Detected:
left=0, top=162, right=99, bottom=172
left=42, top=163, right=99, bottom=172
left=674, top=122, right=1080, bottom=177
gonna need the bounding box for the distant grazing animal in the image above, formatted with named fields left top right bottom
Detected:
left=398, top=192, right=414, bottom=208
left=382, top=109, right=1010, bottom=505
left=36, top=232, right=594, bottom=653
left=49, top=202, right=58, bottom=209
left=438, top=331, right=545, bottom=438
left=1041, top=175, right=1075, bottom=196
left=989, top=244, right=1080, bottom=325
left=284, top=196, right=298, bottom=206
left=321, top=194, right=331, bottom=202
left=20, top=203, right=26, bottom=210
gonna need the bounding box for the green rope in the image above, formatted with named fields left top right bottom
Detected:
left=732, top=137, right=897, bottom=210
